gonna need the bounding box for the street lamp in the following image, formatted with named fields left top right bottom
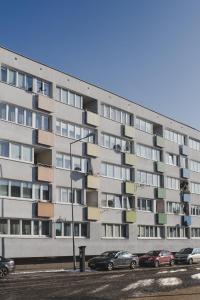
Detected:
left=70, top=132, right=95, bottom=270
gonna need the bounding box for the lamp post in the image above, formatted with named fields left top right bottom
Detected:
left=70, top=132, right=95, bottom=270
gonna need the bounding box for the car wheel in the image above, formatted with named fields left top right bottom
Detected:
left=130, top=261, right=136, bottom=269
left=188, top=258, right=193, bottom=265
left=154, top=260, right=159, bottom=268
left=170, top=259, right=175, bottom=266
left=107, top=263, right=114, bottom=271
left=0, top=267, right=8, bottom=278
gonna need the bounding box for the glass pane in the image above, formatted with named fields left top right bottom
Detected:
left=81, top=223, right=87, bottom=237
left=41, top=221, right=49, bottom=235
left=26, top=76, right=33, bottom=91
left=62, top=89, right=68, bottom=104
left=0, top=140, right=9, bottom=157
left=10, top=219, right=20, bottom=234
left=1, top=67, right=7, bottom=82
left=73, top=157, right=81, bottom=171
left=56, top=153, right=63, bottom=168
left=56, top=120, right=61, bottom=134
left=33, top=221, right=39, bottom=235
left=37, top=80, right=43, bottom=93
left=61, top=188, right=68, bottom=203
left=8, top=69, right=16, bottom=85
left=56, top=223, right=62, bottom=236
left=64, top=223, right=71, bottom=236
left=69, top=92, right=75, bottom=106
left=8, top=106, right=16, bottom=122
left=64, top=155, right=70, bottom=169
left=10, top=143, right=21, bottom=160
left=17, top=107, right=25, bottom=125
left=74, top=223, right=79, bottom=236
left=75, top=95, right=81, bottom=108
left=0, top=179, right=8, bottom=196
left=0, top=103, right=7, bottom=120
left=43, top=115, right=49, bottom=131
left=115, top=225, right=120, bottom=237
left=76, top=190, right=82, bottom=204
left=22, top=182, right=32, bottom=198
left=18, top=73, right=25, bottom=89
left=34, top=184, right=40, bottom=200
left=22, top=220, right=31, bottom=235
left=22, top=145, right=32, bottom=162
left=68, top=124, right=75, bottom=139
left=42, top=185, right=49, bottom=200
left=11, top=181, right=21, bottom=197
left=36, top=114, right=42, bottom=129
left=26, top=111, right=32, bottom=127
left=0, top=219, right=8, bottom=234
left=43, top=82, right=50, bottom=96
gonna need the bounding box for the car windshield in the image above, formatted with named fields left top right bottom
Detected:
left=101, top=251, right=118, bottom=258
left=146, top=251, right=160, bottom=256
left=179, top=248, right=193, bottom=254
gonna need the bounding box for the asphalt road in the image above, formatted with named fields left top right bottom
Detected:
left=1, top=265, right=200, bottom=299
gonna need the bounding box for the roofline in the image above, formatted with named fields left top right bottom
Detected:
left=1, top=44, right=199, bottom=134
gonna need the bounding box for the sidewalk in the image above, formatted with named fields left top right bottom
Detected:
left=15, top=262, right=76, bottom=272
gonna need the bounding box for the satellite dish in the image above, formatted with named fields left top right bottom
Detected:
left=113, top=144, right=121, bottom=153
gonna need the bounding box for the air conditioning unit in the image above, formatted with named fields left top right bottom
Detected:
left=113, top=144, right=121, bottom=152
left=125, top=141, right=130, bottom=152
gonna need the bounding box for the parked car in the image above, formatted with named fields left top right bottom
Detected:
left=88, top=250, right=139, bottom=271
left=0, top=256, right=15, bottom=273
left=175, top=248, right=200, bottom=265
left=0, top=262, right=9, bottom=278
left=139, top=250, right=175, bottom=267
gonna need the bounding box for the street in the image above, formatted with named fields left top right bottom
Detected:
left=1, top=265, right=200, bottom=299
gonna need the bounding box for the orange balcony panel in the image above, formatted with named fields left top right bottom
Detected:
left=37, top=94, right=55, bottom=113
left=37, top=165, right=53, bottom=182
left=37, top=130, right=54, bottom=147
left=37, top=202, right=54, bottom=218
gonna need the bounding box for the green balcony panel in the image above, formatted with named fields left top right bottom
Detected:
left=124, top=153, right=136, bottom=166
left=125, top=210, right=136, bottom=223
left=157, top=188, right=166, bottom=199
left=155, top=136, right=164, bottom=148
left=157, top=213, right=167, bottom=225
left=156, top=162, right=165, bottom=173
left=125, top=181, right=136, bottom=194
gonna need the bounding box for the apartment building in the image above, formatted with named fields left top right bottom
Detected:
left=0, top=46, right=200, bottom=259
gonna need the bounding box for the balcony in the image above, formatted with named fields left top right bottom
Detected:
left=37, top=94, right=55, bottom=113
left=86, top=175, right=100, bottom=190
left=85, top=111, right=100, bottom=127
left=155, top=161, right=165, bottom=173
left=182, top=215, right=192, bottom=226
left=124, top=153, right=136, bottom=166
left=125, top=210, right=136, bottom=223
left=37, top=130, right=54, bottom=147
left=157, top=213, right=167, bottom=225
left=180, top=145, right=188, bottom=156
left=124, top=181, right=136, bottom=194
left=86, top=143, right=99, bottom=157
left=182, top=193, right=191, bottom=202
left=86, top=207, right=100, bottom=221
left=156, top=187, right=166, bottom=199
left=37, top=165, right=53, bottom=182
left=37, top=202, right=54, bottom=218
left=122, top=125, right=135, bottom=139
left=181, top=168, right=190, bottom=179
left=154, top=136, right=164, bottom=148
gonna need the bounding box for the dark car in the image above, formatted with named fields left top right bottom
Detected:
left=88, top=250, right=138, bottom=271
left=0, top=262, right=9, bottom=278
left=139, top=250, right=175, bottom=268
left=175, top=248, right=200, bottom=265
left=0, top=256, right=15, bottom=273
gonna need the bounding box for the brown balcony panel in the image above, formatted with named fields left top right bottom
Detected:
left=37, top=130, right=54, bottom=147
left=37, top=165, right=53, bottom=182
left=37, top=94, right=55, bottom=113
left=87, top=207, right=100, bottom=221
left=37, top=202, right=54, bottom=218
left=87, top=175, right=100, bottom=189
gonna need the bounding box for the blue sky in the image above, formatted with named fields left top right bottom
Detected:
left=1, top=0, right=200, bottom=128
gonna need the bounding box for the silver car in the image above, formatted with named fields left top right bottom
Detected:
left=175, top=248, right=200, bottom=265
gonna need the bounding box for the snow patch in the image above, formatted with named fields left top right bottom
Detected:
left=122, top=279, right=154, bottom=291
left=157, top=269, right=186, bottom=275
left=90, top=284, right=109, bottom=294
left=191, top=273, right=200, bottom=280
left=158, top=277, right=182, bottom=286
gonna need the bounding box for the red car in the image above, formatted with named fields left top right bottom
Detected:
left=139, top=250, right=175, bottom=268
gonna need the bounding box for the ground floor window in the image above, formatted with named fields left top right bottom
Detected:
left=102, top=223, right=128, bottom=238
left=167, top=226, right=188, bottom=238
left=138, top=225, right=164, bottom=238
left=191, top=228, right=200, bottom=238
left=55, top=222, right=88, bottom=238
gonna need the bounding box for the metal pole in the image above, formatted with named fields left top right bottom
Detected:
left=70, top=143, right=76, bottom=270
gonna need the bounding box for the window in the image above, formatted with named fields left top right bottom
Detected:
left=1, top=67, right=7, bottom=82
left=0, top=140, right=33, bottom=163
left=136, top=144, right=160, bottom=161
left=180, top=156, right=187, bottom=168
left=11, top=181, right=21, bottom=197
left=0, top=140, right=9, bottom=157
left=22, top=145, right=32, bottom=162
left=41, top=221, right=50, bottom=236
left=56, top=119, right=94, bottom=143
left=0, top=102, right=50, bottom=131
left=0, top=179, right=8, bottom=196
left=101, top=133, right=132, bottom=153
left=190, top=182, right=200, bottom=194
left=56, top=152, right=87, bottom=173
left=56, top=187, right=83, bottom=204
left=166, top=177, right=179, bottom=190
left=22, top=220, right=31, bottom=235
left=190, top=160, right=200, bottom=173
left=167, top=226, right=187, bottom=238
left=165, top=129, right=185, bottom=145
left=8, top=69, right=16, bottom=85
left=33, top=221, right=39, bottom=235
left=10, top=143, right=21, bottom=160
left=189, top=138, right=200, bottom=152
left=101, top=162, right=131, bottom=180
left=137, top=170, right=161, bottom=187
left=165, top=153, right=178, bottom=166
left=0, top=219, right=8, bottom=234
left=167, top=202, right=183, bottom=214
left=191, top=205, right=200, bottom=216
left=137, top=198, right=153, bottom=212
left=64, top=223, right=71, bottom=236
left=101, top=194, right=133, bottom=209
left=138, top=225, right=163, bottom=238
left=101, top=103, right=131, bottom=125
left=102, top=224, right=128, bottom=238
left=135, top=118, right=153, bottom=134
left=56, top=87, right=83, bottom=109
left=56, top=223, right=62, bottom=236
left=55, top=222, right=88, bottom=237
left=191, top=228, right=200, bottom=238
left=37, top=79, right=51, bottom=97
left=22, top=183, right=32, bottom=199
